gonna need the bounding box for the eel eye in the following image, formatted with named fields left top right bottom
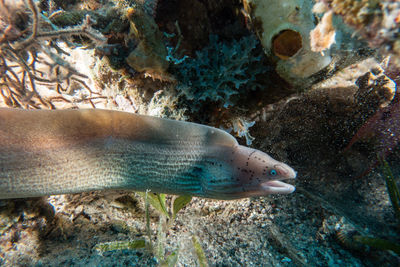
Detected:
left=269, top=169, right=277, bottom=176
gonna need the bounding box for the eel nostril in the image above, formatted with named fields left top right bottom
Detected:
left=274, top=164, right=288, bottom=176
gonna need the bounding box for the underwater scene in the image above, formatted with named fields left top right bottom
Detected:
left=0, top=0, right=399, bottom=266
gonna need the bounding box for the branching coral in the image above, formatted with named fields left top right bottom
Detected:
left=0, top=0, right=106, bottom=109
left=170, top=34, right=267, bottom=109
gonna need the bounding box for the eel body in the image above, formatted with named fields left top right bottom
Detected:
left=0, top=108, right=296, bottom=200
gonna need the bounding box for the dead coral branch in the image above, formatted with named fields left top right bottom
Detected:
left=0, top=0, right=106, bottom=109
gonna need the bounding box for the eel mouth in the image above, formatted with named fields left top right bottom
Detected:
left=261, top=180, right=296, bottom=194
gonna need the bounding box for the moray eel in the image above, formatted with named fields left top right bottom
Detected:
left=0, top=108, right=296, bottom=200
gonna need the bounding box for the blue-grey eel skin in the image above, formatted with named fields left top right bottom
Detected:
left=0, top=108, right=296, bottom=200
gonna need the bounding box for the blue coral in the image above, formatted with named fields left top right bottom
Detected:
left=169, top=35, right=267, bottom=109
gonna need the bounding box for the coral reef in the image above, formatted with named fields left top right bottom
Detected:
left=0, top=0, right=106, bottom=109
left=146, top=89, right=187, bottom=120
left=243, top=0, right=377, bottom=88
left=125, top=5, right=171, bottom=80
left=49, top=0, right=171, bottom=79
left=230, top=117, right=256, bottom=146
left=243, top=0, right=333, bottom=86
left=316, top=0, right=400, bottom=65
left=171, top=34, right=267, bottom=109
left=1, top=1, right=399, bottom=266
left=310, top=10, right=336, bottom=54
left=0, top=0, right=175, bottom=110
left=344, top=70, right=398, bottom=174
left=312, top=0, right=400, bottom=176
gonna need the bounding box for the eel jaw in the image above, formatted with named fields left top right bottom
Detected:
left=260, top=163, right=297, bottom=194
left=261, top=180, right=296, bottom=194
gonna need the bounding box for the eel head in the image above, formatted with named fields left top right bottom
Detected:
left=202, top=145, right=296, bottom=199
